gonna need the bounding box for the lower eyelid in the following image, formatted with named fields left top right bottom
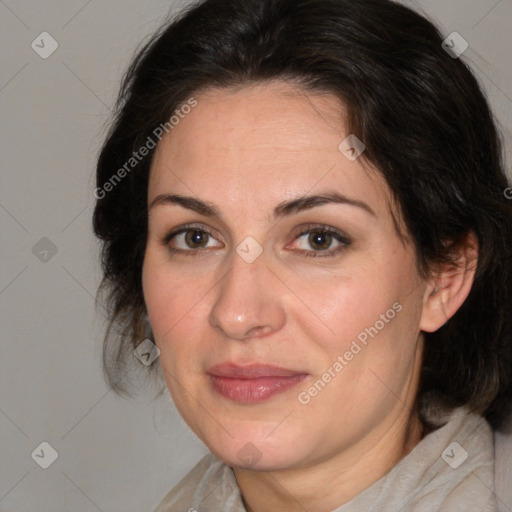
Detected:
left=290, top=243, right=349, bottom=258
left=297, top=243, right=349, bottom=258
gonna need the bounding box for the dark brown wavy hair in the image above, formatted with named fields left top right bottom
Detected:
left=93, top=0, right=512, bottom=429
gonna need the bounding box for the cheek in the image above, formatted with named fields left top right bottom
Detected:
left=142, top=255, right=220, bottom=368
left=287, top=262, right=406, bottom=352
left=327, top=269, right=423, bottom=401
left=142, top=258, right=193, bottom=344
left=293, top=247, right=423, bottom=383
left=292, top=276, right=422, bottom=432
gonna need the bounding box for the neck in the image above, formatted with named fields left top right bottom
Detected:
left=234, top=409, right=423, bottom=512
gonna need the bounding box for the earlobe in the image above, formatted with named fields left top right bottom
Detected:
left=419, top=232, right=479, bottom=333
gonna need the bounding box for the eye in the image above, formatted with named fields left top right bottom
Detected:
left=290, top=225, right=351, bottom=257
left=163, top=225, right=223, bottom=254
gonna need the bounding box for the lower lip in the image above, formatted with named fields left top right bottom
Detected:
left=208, top=374, right=308, bottom=403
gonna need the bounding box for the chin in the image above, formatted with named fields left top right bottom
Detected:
left=202, top=423, right=309, bottom=471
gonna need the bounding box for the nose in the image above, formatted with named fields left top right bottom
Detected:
left=208, top=250, right=286, bottom=341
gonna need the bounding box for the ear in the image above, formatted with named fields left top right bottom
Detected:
left=420, top=231, right=479, bottom=333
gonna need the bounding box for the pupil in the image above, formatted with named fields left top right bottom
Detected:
left=309, top=232, right=331, bottom=250
left=186, top=230, right=207, bottom=247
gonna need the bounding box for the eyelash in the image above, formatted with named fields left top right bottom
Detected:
left=161, top=223, right=351, bottom=259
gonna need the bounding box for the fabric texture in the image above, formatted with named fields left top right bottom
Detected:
left=154, top=407, right=497, bottom=511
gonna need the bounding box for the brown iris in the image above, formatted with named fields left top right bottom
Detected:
left=308, top=231, right=333, bottom=250
left=185, top=230, right=209, bottom=248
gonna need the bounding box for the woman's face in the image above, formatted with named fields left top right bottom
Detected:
left=142, top=81, right=428, bottom=471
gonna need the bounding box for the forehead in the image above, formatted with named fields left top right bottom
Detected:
left=148, top=81, right=391, bottom=220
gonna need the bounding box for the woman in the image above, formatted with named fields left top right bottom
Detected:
left=93, top=0, right=512, bottom=510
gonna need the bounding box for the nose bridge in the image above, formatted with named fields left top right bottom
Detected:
left=209, top=248, right=285, bottom=340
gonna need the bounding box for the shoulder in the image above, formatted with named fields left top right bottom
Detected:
left=495, top=412, right=512, bottom=512
left=153, top=453, right=246, bottom=512
left=407, top=407, right=497, bottom=511
left=335, top=407, right=497, bottom=511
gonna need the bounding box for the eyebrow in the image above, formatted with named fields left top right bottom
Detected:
left=148, top=191, right=376, bottom=218
left=273, top=192, right=375, bottom=218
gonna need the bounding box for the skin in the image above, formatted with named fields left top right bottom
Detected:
left=142, top=81, right=477, bottom=512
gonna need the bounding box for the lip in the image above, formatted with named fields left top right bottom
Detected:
left=206, top=363, right=308, bottom=403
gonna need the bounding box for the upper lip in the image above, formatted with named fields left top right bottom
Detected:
left=206, top=363, right=307, bottom=378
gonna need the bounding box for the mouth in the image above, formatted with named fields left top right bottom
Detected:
left=206, top=363, right=308, bottom=403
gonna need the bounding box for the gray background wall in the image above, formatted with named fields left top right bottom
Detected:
left=1, top=1, right=511, bottom=511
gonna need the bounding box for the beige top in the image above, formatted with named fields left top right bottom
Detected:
left=154, top=407, right=497, bottom=511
